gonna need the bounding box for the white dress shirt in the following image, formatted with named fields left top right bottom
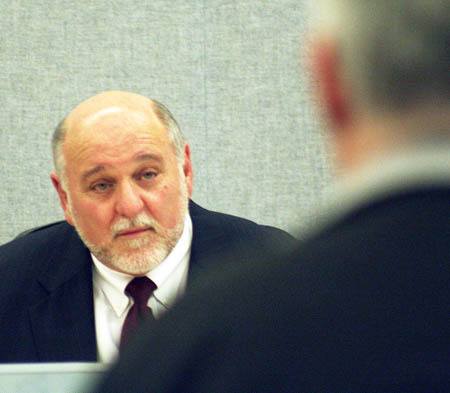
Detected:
left=92, top=214, right=193, bottom=363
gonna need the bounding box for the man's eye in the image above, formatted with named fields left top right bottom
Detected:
left=140, top=171, right=157, bottom=180
left=91, top=182, right=112, bottom=192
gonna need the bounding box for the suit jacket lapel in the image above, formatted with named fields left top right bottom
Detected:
left=188, top=201, right=230, bottom=281
left=28, top=227, right=97, bottom=362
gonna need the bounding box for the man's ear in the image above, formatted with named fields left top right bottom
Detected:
left=182, top=144, right=193, bottom=198
left=311, top=38, right=351, bottom=130
left=50, top=171, right=74, bottom=226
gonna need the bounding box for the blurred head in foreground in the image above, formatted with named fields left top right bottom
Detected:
left=95, top=2, right=450, bottom=392
left=311, top=0, right=449, bottom=172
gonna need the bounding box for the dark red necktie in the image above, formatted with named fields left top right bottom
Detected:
left=120, top=276, right=157, bottom=349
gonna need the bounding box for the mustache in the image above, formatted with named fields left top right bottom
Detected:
left=111, top=213, right=160, bottom=236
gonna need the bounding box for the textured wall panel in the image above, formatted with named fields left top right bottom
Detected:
left=199, top=0, right=330, bottom=233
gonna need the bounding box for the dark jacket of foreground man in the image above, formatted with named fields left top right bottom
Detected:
left=96, top=184, right=450, bottom=392
left=0, top=201, right=294, bottom=363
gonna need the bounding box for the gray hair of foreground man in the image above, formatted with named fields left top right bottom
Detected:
left=315, top=0, right=449, bottom=113
left=51, top=98, right=186, bottom=178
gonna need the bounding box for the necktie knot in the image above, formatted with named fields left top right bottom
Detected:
left=125, top=276, right=157, bottom=307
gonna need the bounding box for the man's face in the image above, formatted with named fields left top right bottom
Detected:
left=52, top=108, right=193, bottom=275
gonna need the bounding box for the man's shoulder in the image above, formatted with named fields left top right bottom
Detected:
left=0, top=221, right=88, bottom=298
left=309, top=186, right=450, bottom=252
left=189, top=200, right=295, bottom=243
left=15, top=220, right=71, bottom=239
left=0, top=220, right=75, bottom=262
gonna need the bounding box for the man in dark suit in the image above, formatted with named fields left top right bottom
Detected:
left=0, top=91, right=293, bottom=363
left=96, top=0, right=450, bottom=391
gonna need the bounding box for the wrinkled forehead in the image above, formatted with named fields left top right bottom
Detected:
left=62, top=105, right=171, bottom=165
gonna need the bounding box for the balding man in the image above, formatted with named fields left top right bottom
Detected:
left=0, top=91, right=294, bottom=363
left=96, top=1, right=450, bottom=392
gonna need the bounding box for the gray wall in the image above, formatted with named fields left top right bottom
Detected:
left=0, top=0, right=331, bottom=245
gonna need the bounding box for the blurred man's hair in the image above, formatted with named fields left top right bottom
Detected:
left=315, top=0, right=449, bottom=114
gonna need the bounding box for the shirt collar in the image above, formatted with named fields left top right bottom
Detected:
left=92, top=213, right=193, bottom=317
left=92, top=257, right=131, bottom=318
left=147, top=214, right=192, bottom=310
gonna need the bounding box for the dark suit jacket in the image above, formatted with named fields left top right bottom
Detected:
left=0, top=201, right=294, bottom=363
left=97, top=185, right=450, bottom=392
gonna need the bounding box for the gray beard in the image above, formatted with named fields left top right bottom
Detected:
left=85, top=226, right=182, bottom=275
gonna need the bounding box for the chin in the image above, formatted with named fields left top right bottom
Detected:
left=109, top=244, right=172, bottom=275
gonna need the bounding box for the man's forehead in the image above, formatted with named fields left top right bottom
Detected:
left=65, top=130, right=169, bottom=162
left=63, top=104, right=168, bottom=150
left=62, top=109, right=172, bottom=176
left=80, top=152, right=164, bottom=181
left=64, top=91, right=164, bottom=140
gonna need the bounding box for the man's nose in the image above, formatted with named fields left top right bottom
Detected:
left=114, top=182, right=145, bottom=218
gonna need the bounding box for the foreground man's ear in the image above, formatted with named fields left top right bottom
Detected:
left=311, top=38, right=352, bottom=131
left=50, top=171, right=75, bottom=226
left=182, top=144, right=194, bottom=198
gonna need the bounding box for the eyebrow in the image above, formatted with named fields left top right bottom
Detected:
left=81, top=165, right=106, bottom=182
left=133, top=153, right=162, bottom=162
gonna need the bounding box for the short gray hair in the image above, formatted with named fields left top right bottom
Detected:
left=314, top=0, right=450, bottom=113
left=150, top=100, right=186, bottom=160
left=52, top=99, right=186, bottom=177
